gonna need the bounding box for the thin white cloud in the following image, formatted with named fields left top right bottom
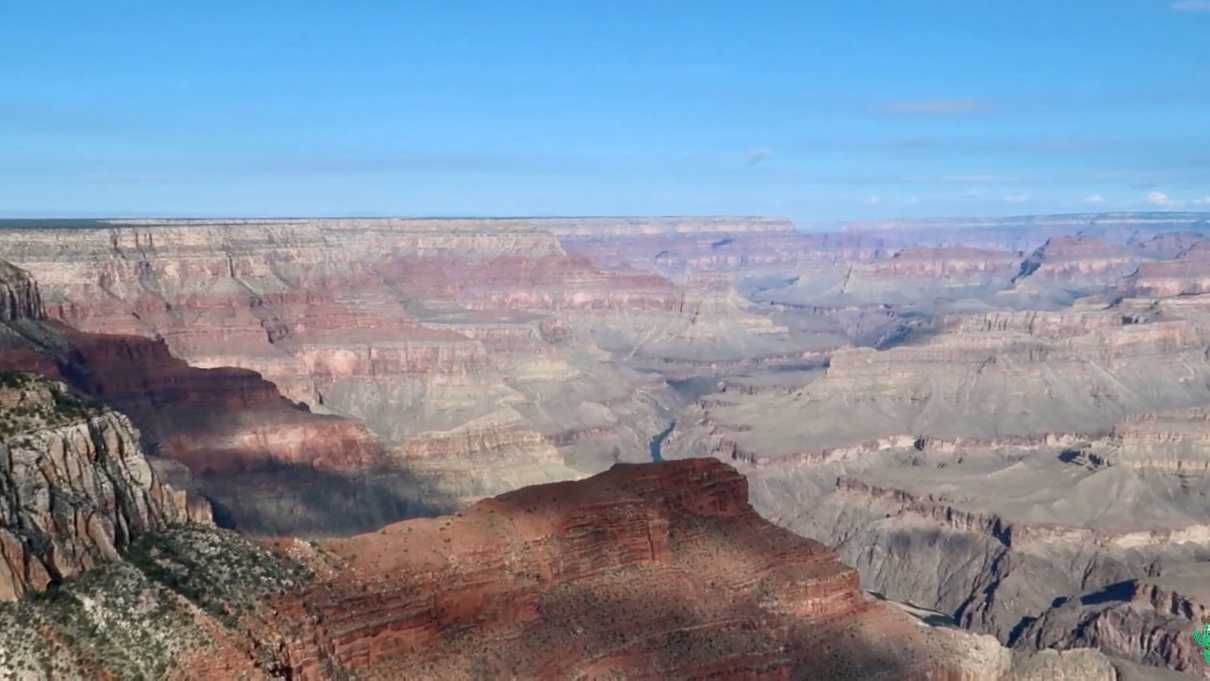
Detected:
left=1147, top=191, right=1172, bottom=206
left=943, top=174, right=1011, bottom=183
left=865, top=195, right=883, bottom=205
left=882, top=98, right=982, bottom=115
left=1004, top=193, right=1031, bottom=203
left=1172, top=0, right=1210, bottom=12
left=1084, top=194, right=1106, bottom=204
left=745, top=148, right=773, bottom=166
left=1194, top=196, right=1210, bottom=205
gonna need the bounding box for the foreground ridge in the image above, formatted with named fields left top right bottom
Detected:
left=245, top=459, right=1108, bottom=680
left=0, top=436, right=1122, bottom=679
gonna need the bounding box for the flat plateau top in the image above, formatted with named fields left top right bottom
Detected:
left=0, top=216, right=793, bottom=235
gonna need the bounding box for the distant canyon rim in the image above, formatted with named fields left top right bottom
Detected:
left=4, top=211, right=1210, bottom=678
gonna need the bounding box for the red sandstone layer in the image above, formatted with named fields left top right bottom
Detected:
left=246, top=459, right=991, bottom=680
left=0, top=324, right=385, bottom=476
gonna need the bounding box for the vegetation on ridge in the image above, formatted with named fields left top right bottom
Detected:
left=0, top=525, right=313, bottom=680
left=0, top=371, right=103, bottom=439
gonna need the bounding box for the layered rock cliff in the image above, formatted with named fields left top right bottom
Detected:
left=1011, top=236, right=1142, bottom=287
left=1126, top=241, right=1210, bottom=298
left=0, top=372, right=209, bottom=601
left=0, top=218, right=838, bottom=520
left=0, top=221, right=681, bottom=500
left=0, top=260, right=41, bottom=321
left=1014, top=574, right=1210, bottom=676
left=758, top=246, right=1025, bottom=307
left=0, top=259, right=402, bottom=534
left=5, top=214, right=1210, bottom=678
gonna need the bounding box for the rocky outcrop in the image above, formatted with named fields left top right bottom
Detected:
left=781, top=247, right=1025, bottom=305
left=0, top=459, right=1125, bottom=680
left=1012, top=236, right=1139, bottom=282
left=1103, top=407, right=1210, bottom=474
left=0, top=261, right=42, bottom=321
left=1126, top=240, right=1210, bottom=297
left=241, top=459, right=1021, bottom=680
left=0, top=257, right=398, bottom=534
left=0, top=324, right=419, bottom=535
left=0, top=373, right=210, bottom=601
left=1015, top=574, right=1210, bottom=676
left=0, top=524, right=309, bottom=680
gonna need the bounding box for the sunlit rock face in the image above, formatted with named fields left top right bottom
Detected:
left=0, top=372, right=209, bottom=601
left=1125, top=241, right=1210, bottom=298
left=0, top=260, right=42, bottom=321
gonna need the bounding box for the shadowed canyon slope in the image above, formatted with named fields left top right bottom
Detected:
left=0, top=259, right=421, bottom=535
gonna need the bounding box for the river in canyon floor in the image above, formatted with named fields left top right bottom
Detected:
left=649, top=422, right=675, bottom=462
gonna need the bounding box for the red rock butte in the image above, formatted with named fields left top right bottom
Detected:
left=227, top=458, right=1009, bottom=680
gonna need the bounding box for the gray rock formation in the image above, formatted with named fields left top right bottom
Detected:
left=0, top=372, right=210, bottom=600
left=0, top=260, right=42, bottom=321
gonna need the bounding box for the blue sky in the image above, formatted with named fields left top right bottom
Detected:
left=2, top=1, right=1208, bottom=221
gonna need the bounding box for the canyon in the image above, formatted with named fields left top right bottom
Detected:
left=0, top=401, right=1125, bottom=680
left=3, top=213, right=1210, bottom=678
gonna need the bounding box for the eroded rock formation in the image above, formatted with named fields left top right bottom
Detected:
left=0, top=458, right=1129, bottom=680
left=0, top=372, right=209, bottom=601
left=0, top=221, right=690, bottom=509
left=219, top=459, right=1124, bottom=680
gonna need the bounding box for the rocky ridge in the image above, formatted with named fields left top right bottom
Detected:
left=0, top=372, right=210, bottom=601
left=1, top=458, right=1127, bottom=680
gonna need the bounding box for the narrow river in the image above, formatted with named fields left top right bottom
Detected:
left=648, top=421, right=675, bottom=462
